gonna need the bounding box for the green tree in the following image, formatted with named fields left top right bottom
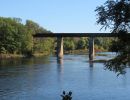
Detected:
left=94, top=37, right=114, bottom=51
left=0, top=17, right=28, bottom=54
left=76, top=37, right=88, bottom=49
left=64, top=38, right=75, bottom=51
left=25, top=20, right=54, bottom=55
left=0, top=17, right=53, bottom=56
left=95, top=0, right=130, bottom=74
left=26, top=20, right=51, bottom=34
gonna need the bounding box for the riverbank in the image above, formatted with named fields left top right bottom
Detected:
left=0, top=49, right=108, bottom=59
left=64, top=49, right=88, bottom=54
left=64, top=48, right=108, bottom=54
left=0, top=53, right=49, bottom=59
left=0, top=54, right=24, bottom=59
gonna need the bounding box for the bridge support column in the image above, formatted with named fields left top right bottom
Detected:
left=89, top=37, right=95, bottom=61
left=57, top=37, right=63, bottom=59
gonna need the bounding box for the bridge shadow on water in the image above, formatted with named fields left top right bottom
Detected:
left=57, top=59, right=64, bottom=74
left=56, top=58, right=95, bottom=86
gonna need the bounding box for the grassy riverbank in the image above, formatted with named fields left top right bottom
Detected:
left=0, top=52, right=50, bottom=59
left=64, top=49, right=88, bottom=54
left=0, top=48, right=109, bottom=59
left=0, top=54, right=24, bottom=59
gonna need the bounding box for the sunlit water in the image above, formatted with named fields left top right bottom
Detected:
left=0, top=52, right=130, bottom=100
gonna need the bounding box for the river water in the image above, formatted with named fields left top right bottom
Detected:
left=0, top=52, right=130, bottom=100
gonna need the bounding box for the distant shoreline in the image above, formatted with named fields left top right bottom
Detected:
left=0, top=52, right=52, bottom=59
left=0, top=54, right=24, bottom=59
left=0, top=49, right=107, bottom=59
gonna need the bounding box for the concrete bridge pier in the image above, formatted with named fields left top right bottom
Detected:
left=57, top=37, right=63, bottom=59
left=89, top=37, right=95, bottom=61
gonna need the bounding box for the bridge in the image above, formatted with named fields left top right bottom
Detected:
left=33, top=33, right=120, bottom=61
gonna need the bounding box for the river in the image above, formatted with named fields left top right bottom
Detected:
left=0, top=52, right=130, bottom=100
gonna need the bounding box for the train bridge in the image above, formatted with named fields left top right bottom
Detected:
left=33, top=33, right=120, bottom=61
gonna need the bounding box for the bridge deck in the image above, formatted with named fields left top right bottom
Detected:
left=33, top=33, right=120, bottom=37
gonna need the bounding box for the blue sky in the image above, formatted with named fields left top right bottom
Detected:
left=0, top=0, right=109, bottom=33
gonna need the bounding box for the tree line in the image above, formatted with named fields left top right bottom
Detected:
left=0, top=17, right=54, bottom=56
left=64, top=37, right=114, bottom=52
left=0, top=17, right=114, bottom=57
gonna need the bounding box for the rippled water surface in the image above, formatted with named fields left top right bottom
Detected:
left=0, top=52, right=130, bottom=100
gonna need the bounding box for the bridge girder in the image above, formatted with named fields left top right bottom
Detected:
left=33, top=33, right=120, bottom=37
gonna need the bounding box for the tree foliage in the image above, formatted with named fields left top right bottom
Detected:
left=64, top=38, right=76, bottom=51
left=76, top=37, right=88, bottom=49
left=0, top=17, right=115, bottom=59
left=94, top=37, right=115, bottom=51
left=0, top=17, right=30, bottom=54
left=63, top=37, right=113, bottom=52
left=95, top=0, right=130, bottom=74
left=95, top=0, right=130, bottom=32
left=0, top=17, right=53, bottom=56
left=25, top=20, right=54, bottom=54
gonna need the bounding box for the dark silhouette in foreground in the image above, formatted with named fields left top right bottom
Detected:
left=95, top=0, right=130, bottom=75
left=61, top=91, right=72, bottom=100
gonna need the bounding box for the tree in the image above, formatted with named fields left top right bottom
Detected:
left=94, top=37, right=114, bottom=51
left=95, top=0, right=130, bottom=74
left=25, top=20, right=54, bottom=54
left=0, top=17, right=29, bottom=54
left=64, top=38, right=75, bottom=51
left=76, top=37, right=88, bottom=49
left=0, top=17, right=54, bottom=56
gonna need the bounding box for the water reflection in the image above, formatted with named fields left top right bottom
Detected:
left=57, top=58, right=64, bottom=82
left=89, top=61, right=94, bottom=67
left=88, top=62, right=94, bottom=88
left=57, top=58, right=63, bottom=65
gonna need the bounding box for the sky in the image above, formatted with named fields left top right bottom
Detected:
left=0, top=0, right=110, bottom=33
